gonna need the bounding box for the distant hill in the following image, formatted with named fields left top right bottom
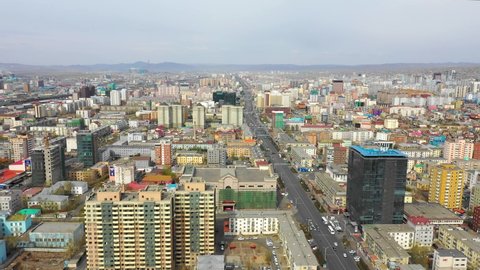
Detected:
left=0, top=61, right=479, bottom=73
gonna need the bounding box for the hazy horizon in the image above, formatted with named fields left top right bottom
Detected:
left=2, top=0, right=479, bottom=66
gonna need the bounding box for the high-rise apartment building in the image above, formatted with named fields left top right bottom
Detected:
left=77, top=130, right=100, bottom=167
left=347, top=146, right=408, bottom=224
left=429, top=164, right=464, bottom=210
left=443, top=139, right=474, bottom=163
left=170, top=104, right=184, bottom=128
left=85, top=185, right=174, bottom=270
left=31, top=144, right=65, bottom=186
left=173, top=180, right=215, bottom=267
left=157, top=104, right=171, bottom=127
left=192, top=104, right=206, bottom=129
left=154, top=140, right=172, bottom=166
left=332, top=80, right=344, bottom=94
left=221, top=105, right=243, bottom=126
left=85, top=182, right=215, bottom=270
left=9, top=134, right=34, bottom=162
left=109, top=90, right=121, bottom=106
left=157, top=104, right=185, bottom=128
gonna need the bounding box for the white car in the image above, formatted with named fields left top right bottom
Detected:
left=333, top=242, right=338, bottom=247
left=343, top=253, right=347, bottom=258
left=238, top=237, right=245, bottom=241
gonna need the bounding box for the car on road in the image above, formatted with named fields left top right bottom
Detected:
left=238, top=237, right=245, bottom=241
left=343, top=253, right=347, bottom=258
left=333, top=242, right=338, bottom=247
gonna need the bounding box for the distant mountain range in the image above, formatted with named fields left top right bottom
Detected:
left=1, top=61, right=479, bottom=73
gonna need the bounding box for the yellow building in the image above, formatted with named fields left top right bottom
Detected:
left=175, top=151, right=205, bottom=165
left=438, top=226, right=480, bottom=270
left=67, top=169, right=98, bottom=182
left=362, top=225, right=411, bottom=269
left=226, top=140, right=255, bottom=158
left=85, top=185, right=174, bottom=270
left=428, top=164, right=464, bottom=210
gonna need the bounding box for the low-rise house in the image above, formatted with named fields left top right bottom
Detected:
left=0, top=211, right=32, bottom=237
left=362, top=224, right=414, bottom=269
left=404, top=203, right=463, bottom=226
left=406, top=216, right=434, bottom=247
left=432, top=249, right=467, bottom=270
left=29, top=222, right=84, bottom=249
left=311, top=172, right=346, bottom=213
left=437, top=226, right=480, bottom=270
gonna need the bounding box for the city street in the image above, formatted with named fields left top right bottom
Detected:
left=240, top=78, right=360, bottom=270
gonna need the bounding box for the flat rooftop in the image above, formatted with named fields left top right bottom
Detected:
left=193, top=166, right=273, bottom=183
left=32, top=222, right=82, bottom=234
left=363, top=225, right=411, bottom=259
left=404, top=203, right=462, bottom=222
left=440, top=226, right=480, bottom=253
left=314, top=173, right=345, bottom=193
left=351, top=145, right=407, bottom=158
left=435, top=249, right=467, bottom=258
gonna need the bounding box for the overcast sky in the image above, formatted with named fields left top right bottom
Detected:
left=1, top=0, right=479, bottom=65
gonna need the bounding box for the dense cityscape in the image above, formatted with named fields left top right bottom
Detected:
left=0, top=65, right=478, bottom=270
left=2, top=0, right=480, bottom=269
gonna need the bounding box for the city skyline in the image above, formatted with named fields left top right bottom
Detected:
left=1, top=0, right=480, bottom=65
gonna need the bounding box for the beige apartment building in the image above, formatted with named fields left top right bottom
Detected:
left=85, top=186, right=174, bottom=270
left=173, top=180, right=215, bottom=267
left=437, top=226, right=480, bottom=270
left=85, top=182, right=216, bottom=270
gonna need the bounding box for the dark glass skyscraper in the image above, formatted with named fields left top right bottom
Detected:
left=77, top=130, right=99, bottom=167
left=347, top=146, right=407, bottom=224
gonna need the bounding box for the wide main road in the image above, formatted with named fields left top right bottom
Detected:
left=240, top=79, right=359, bottom=270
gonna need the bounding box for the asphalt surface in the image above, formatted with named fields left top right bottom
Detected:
left=240, top=79, right=359, bottom=270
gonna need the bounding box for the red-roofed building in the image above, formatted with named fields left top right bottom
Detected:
left=406, top=216, right=434, bottom=247
left=255, top=160, right=270, bottom=170
left=0, top=170, right=24, bottom=184
left=22, top=187, right=43, bottom=198
left=127, top=182, right=149, bottom=191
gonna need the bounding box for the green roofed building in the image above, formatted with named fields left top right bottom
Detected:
left=17, top=208, right=41, bottom=217
left=180, top=166, right=278, bottom=211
